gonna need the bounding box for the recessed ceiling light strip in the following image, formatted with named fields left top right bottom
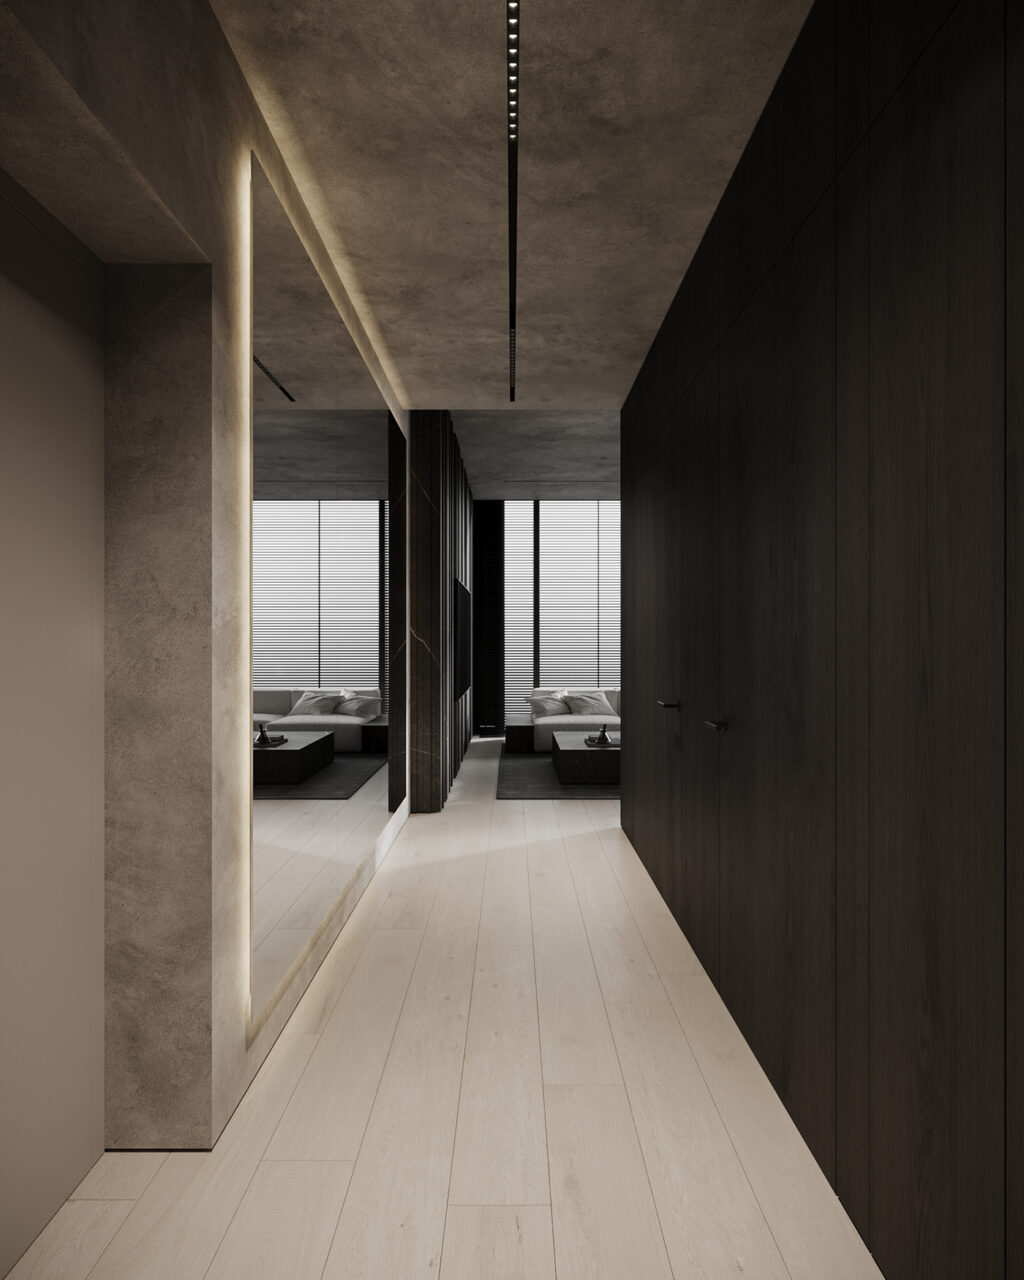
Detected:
left=508, top=0, right=518, bottom=402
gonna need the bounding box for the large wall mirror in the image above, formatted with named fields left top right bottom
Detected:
left=249, top=156, right=393, bottom=1016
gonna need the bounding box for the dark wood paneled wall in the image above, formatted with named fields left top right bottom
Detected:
left=408, top=410, right=472, bottom=812
left=1008, top=7, right=1024, bottom=1277
left=621, top=0, right=1012, bottom=1274
left=472, top=500, right=505, bottom=735
left=719, top=189, right=838, bottom=1175
left=866, top=2, right=1005, bottom=1268
left=387, top=415, right=407, bottom=811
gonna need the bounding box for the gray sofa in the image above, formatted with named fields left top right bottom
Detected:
left=528, top=687, right=621, bottom=751
left=253, top=687, right=382, bottom=752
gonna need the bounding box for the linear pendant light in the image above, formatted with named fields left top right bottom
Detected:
left=508, top=0, right=518, bottom=401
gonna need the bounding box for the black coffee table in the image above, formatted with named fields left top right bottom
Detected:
left=253, top=730, right=334, bottom=785
left=551, top=731, right=621, bottom=785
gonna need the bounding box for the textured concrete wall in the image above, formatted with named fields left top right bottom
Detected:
left=0, top=0, right=405, bottom=1150
left=104, top=264, right=215, bottom=1148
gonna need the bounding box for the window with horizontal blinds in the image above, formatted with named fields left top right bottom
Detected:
left=504, top=500, right=535, bottom=720
left=540, top=501, right=599, bottom=686
left=320, top=500, right=381, bottom=688
left=252, top=499, right=383, bottom=693
left=252, top=500, right=319, bottom=687
left=596, top=500, right=621, bottom=686
left=503, top=500, right=621, bottom=718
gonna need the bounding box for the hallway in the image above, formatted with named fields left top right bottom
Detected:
left=11, top=740, right=881, bottom=1280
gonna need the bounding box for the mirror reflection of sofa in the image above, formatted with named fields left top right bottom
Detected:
left=526, top=687, right=621, bottom=751
left=252, top=687, right=383, bottom=751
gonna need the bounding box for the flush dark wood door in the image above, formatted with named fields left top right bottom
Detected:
left=866, top=1, right=1005, bottom=1273
left=677, top=355, right=721, bottom=979
left=622, top=415, right=683, bottom=915
left=718, top=188, right=838, bottom=1180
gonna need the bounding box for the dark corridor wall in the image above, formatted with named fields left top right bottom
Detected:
left=621, top=1, right=1019, bottom=1276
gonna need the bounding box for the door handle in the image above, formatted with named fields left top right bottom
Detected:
left=704, top=720, right=727, bottom=732
left=657, top=700, right=679, bottom=708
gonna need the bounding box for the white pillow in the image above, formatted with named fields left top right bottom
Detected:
left=287, top=689, right=347, bottom=715
left=337, top=691, right=381, bottom=721
left=527, top=690, right=570, bottom=718
left=564, top=690, right=617, bottom=717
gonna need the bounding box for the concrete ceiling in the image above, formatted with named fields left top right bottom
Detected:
left=253, top=410, right=387, bottom=499
left=453, top=411, right=619, bottom=499
left=253, top=158, right=388, bottom=498
left=228, top=0, right=813, bottom=492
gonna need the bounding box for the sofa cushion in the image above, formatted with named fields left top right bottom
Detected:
left=337, top=691, right=381, bottom=721
left=252, top=687, right=297, bottom=716
left=527, top=690, right=571, bottom=717
left=287, top=689, right=347, bottom=715
left=564, top=689, right=617, bottom=717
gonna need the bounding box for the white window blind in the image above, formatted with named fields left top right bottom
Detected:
left=504, top=501, right=535, bottom=720
left=320, top=500, right=381, bottom=688
left=540, top=501, right=599, bottom=686
left=252, top=500, right=381, bottom=691
left=252, top=501, right=319, bottom=687
left=504, top=500, right=621, bottom=717
left=597, top=500, right=621, bottom=686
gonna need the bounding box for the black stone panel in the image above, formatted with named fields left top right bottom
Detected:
left=388, top=415, right=407, bottom=811
left=408, top=410, right=473, bottom=812
left=471, top=504, right=504, bottom=737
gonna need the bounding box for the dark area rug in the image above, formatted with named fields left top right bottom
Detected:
left=496, top=748, right=620, bottom=800
left=254, top=753, right=386, bottom=800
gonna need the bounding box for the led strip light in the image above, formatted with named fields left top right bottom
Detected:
left=507, top=0, right=518, bottom=401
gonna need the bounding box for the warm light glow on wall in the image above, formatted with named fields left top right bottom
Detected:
left=241, top=149, right=255, bottom=1025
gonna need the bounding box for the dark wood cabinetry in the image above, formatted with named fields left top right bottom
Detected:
left=622, top=0, right=1014, bottom=1273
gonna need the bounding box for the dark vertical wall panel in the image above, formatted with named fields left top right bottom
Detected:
left=1007, top=6, right=1024, bottom=1276
left=677, top=356, right=720, bottom=980
left=836, top=0, right=871, bottom=166
left=622, top=0, right=1011, bottom=1271
left=868, top=0, right=959, bottom=122
left=834, top=139, right=871, bottom=1235
left=719, top=193, right=837, bottom=1178
left=620, top=421, right=641, bottom=844
left=621, top=416, right=682, bottom=916
left=718, top=0, right=836, bottom=336
left=388, top=416, right=407, bottom=811
left=867, top=1, right=1005, bottom=1272
left=472, top=501, right=505, bottom=735
left=409, top=411, right=439, bottom=812
left=408, top=410, right=472, bottom=812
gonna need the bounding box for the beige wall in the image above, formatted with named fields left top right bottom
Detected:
left=0, top=174, right=105, bottom=1276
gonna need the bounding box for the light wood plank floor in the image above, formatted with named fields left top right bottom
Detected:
left=251, top=765, right=389, bottom=1011
left=11, top=740, right=883, bottom=1280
